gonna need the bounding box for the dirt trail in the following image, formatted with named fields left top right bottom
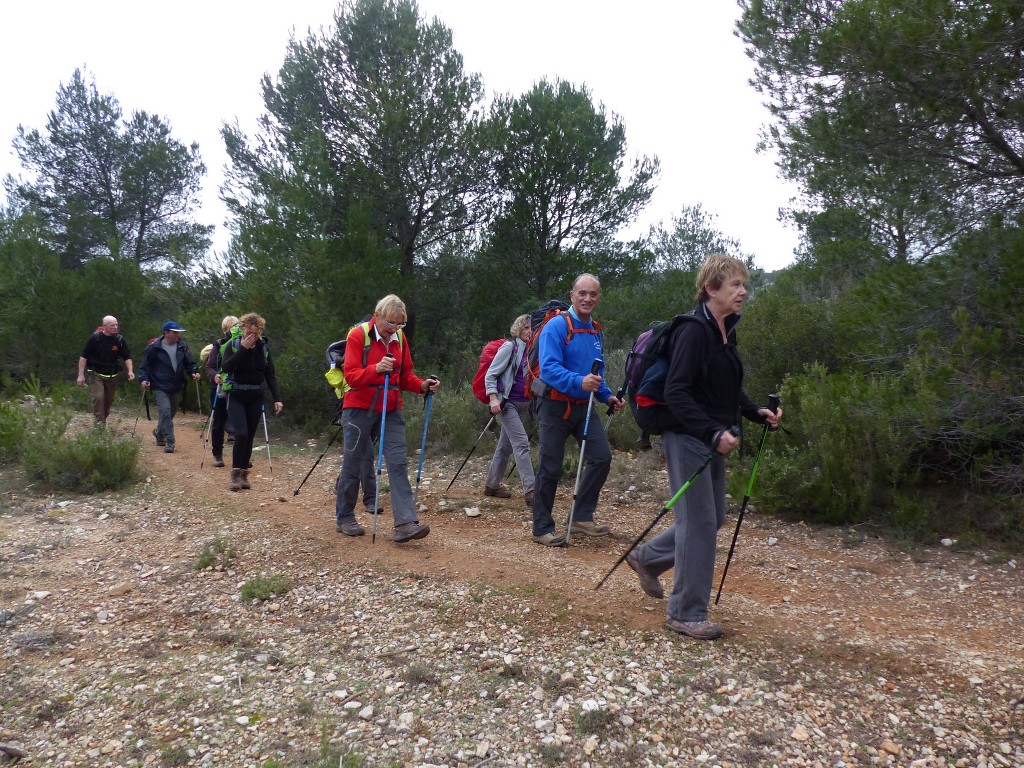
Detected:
left=126, top=410, right=1024, bottom=687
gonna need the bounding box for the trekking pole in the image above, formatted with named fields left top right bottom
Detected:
left=261, top=402, right=273, bottom=476
left=292, top=424, right=343, bottom=496
left=412, top=377, right=437, bottom=512
left=565, top=359, right=602, bottom=543
left=130, top=390, right=147, bottom=437
left=714, top=394, right=781, bottom=605
left=194, top=378, right=204, bottom=419
left=371, top=353, right=394, bottom=544
left=199, top=384, right=220, bottom=469
left=604, top=385, right=626, bottom=434
left=595, top=426, right=740, bottom=591
left=446, top=414, right=497, bottom=492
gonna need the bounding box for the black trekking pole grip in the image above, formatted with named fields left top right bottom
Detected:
left=767, top=393, right=781, bottom=429
left=424, top=374, right=438, bottom=405
left=607, top=386, right=625, bottom=416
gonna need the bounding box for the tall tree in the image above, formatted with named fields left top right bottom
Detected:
left=738, top=0, right=1024, bottom=262
left=485, top=78, right=659, bottom=298
left=7, top=69, right=211, bottom=270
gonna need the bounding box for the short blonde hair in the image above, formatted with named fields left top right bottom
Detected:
left=695, top=253, right=749, bottom=302
left=510, top=313, right=531, bottom=337
left=221, top=315, right=239, bottom=333
left=374, top=294, right=407, bottom=323
left=238, top=312, right=265, bottom=335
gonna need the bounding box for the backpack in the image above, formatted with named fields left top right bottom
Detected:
left=523, top=300, right=602, bottom=398
left=324, top=320, right=403, bottom=403
left=625, top=312, right=711, bottom=435
left=472, top=339, right=514, bottom=404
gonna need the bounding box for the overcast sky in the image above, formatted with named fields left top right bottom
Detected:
left=0, top=1, right=802, bottom=271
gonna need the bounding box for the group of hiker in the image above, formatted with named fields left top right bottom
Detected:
left=77, top=253, right=782, bottom=640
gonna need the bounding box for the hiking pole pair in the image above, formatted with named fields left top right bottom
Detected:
left=714, top=394, right=781, bottom=604
left=446, top=410, right=499, bottom=492
left=412, top=377, right=438, bottom=512
left=371, top=353, right=395, bottom=544
left=595, top=426, right=741, bottom=590
left=565, top=359, right=602, bottom=542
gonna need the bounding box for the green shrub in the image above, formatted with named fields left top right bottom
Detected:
left=0, top=402, right=29, bottom=464
left=21, top=409, right=139, bottom=492
left=241, top=574, right=292, bottom=602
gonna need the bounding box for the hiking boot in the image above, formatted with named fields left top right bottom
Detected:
left=571, top=520, right=610, bottom=537
left=635, top=434, right=653, bottom=450
left=484, top=485, right=512, bottom=498
left=393, top=522, right=430, bottom=542
left=336, top=520, right=365, bottom=537
left=152, top=428, right=165, bottom=446
left=163, top=443, right=175, bottom=454
left=226, top=433, right=235, bottom=443
left=524, top=490, right=534, bottom=507
left=229, top=469, right=243, bottom=492
left=239, top=470, right=251, bottom=490
left=532, top=531, right=566, bottom=547
left=364, top=504, right=383, bottom=516
left=665, top=618, right=724, bottom=640
left=212, top=454, right=225, bottom=468
left=626, top=551, right=664, bottom=599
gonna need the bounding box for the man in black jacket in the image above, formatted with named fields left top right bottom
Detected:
left=139, top=321, right=200, bottom=454
left=77, top=316, right=134, bottom=425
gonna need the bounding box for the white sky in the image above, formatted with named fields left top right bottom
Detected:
left=0, top=1, right=801, bottom=271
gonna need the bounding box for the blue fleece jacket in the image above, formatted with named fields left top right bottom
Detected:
left=537, top=308, right=612, bottom=403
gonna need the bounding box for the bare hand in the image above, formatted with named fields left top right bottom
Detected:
left=606, top=396, right=624, bottom=415
left=240, top=331, right=258, bottom=349
left=274, top=401, right=284, bottom=416
left=761, top=405, right=783, bottom=429
left=422, top=377, right=440, bottom=394
left=581, top=373, right=602, bottom=392
left=376, top=356, right=395, bottom=374
left=127, top=372, right=136, bottom=381
left=141, top=381, right=150, bottom=390
left=716, top=428, right=740, bottom=455
left=76, top=374, right=85, bottom=387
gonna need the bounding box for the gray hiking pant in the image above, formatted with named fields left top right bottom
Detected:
left=335, top=407, right=416, bottom=528
left=152, top=389, right=179, bottom=447
left=531, top=397, right=611, bottom=536
left=486, top=400, right=534, bottom=494
left=634, top=432, right=726, bottom=623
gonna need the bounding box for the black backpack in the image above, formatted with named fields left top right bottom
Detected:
left=625, top=312, right=712, bottom=435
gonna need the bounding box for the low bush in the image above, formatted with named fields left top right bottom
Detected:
left=240, top=574, right=292, bottom=602
left=21, top=410, right=139, bottom=492
left=0, top=402, right=29, bottom=464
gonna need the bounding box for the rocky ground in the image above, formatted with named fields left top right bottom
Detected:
left=1, top=409, right=1022, bottom=768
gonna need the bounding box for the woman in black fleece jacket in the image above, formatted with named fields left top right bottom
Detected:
left=220, top=313, right=284, bottom=491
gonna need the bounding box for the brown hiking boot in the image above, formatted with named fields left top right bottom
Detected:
left=665, top=618, right=724, bottom=640
left=229, top=469, right=243, bottom=492
left=212, top=454, right=225, bottom=468
left=626, top=551, right=664, bottom=599
left=484, top=485, right=512, bottom=498
left=524, top=490, right=534, bottom=507
left=571, top=520, right=610, bottom=537
left=393, top=522, right=430, bottom=542
left=239, top=469, right=251, bottom=490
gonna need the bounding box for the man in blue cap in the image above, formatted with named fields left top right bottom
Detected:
left=139, top=321, right=201, bottom=453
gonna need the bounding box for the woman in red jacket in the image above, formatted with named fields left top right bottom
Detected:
left=334, top=295, right=441, bottom=542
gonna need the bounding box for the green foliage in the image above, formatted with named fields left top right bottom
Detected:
left=0, top=402, right=29, bottom=464
left=485, top=77, right=658, bottom=299
left=20, top=410, right=139, bottom=492
left=11, top=68, right=211, bottom=270
left=240, top=574, right=292, bottom=602
left=759, top=366, right=917, bottom=524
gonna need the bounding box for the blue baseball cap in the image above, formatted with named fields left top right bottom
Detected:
left=162, top=321, right=186, bottom=333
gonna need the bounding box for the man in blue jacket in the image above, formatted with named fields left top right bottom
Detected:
left=139, top=321, right=201, bottom=453
left=531, top=274, right=624, bottom=546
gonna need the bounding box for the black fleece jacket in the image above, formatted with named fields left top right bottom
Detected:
left=663, top=302, right=762, bottom=447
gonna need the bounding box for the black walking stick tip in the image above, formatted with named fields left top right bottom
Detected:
left=590, top=359, right=601, bottom=375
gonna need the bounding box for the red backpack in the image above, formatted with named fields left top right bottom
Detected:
left=472, top=339, right=512, bottom=404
